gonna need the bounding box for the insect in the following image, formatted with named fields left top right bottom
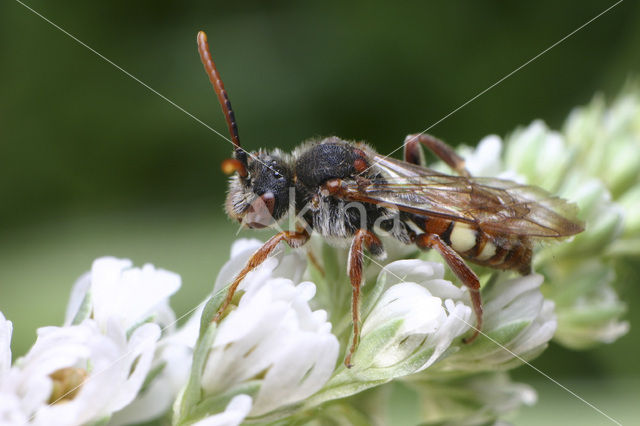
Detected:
left=196, top=31, right=584, bottom=367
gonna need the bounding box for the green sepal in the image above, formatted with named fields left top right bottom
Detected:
left=174, top=320, right=218, bottom=425
left=181, top=381, right=260, bottom=426
left=86, top=416, right=111, bottom=426
left=359, top=264, right=388, bottom=323
left=126, top=315, right=155, bottom=340
left=301, top=374, right=389, bottom=410
left=350, top=319, right=402, bottom=370
left=139, top=361, right=166, bottom=395
left=199, top=285, right=228, bottom=340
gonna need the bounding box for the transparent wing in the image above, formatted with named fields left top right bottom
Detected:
left=338, top=155, right=584, bottom=238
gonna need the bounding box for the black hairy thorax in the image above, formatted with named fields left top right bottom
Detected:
left=292, top=138, right=410, bottom=243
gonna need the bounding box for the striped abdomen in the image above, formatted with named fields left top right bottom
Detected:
left=411, top=216, right=532, bottom=275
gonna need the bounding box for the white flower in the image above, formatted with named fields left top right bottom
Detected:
left=550, top=261, right=629, bottom=349
left=352, top=259, right=472, bottom=374
left=459, top=135, right=510, bottom=179
left=434, top=273, right=556, bottom=373
left=459, top=117, right=631, bottom=351
left=176, top=239, right=339, bottom=422
left=410, top=372, right=536, bottom=425
left=349, top=260, right=555, bottom=377
left=109, top=343, right=193, bottom=426
left=503, top=120, right=571, bottom=192
left=213, top=238, right=308, bottom=295
left=202, top=279, right=338, bottom=416
left=65, top=257, right=181, bottom=333
left=565, top=93, right=640, bottom=195
left=0, top=319, right=159, bottom=426
left=60, top=257, right=184, bottom=426
left=192, top=395, right=252, bottom=426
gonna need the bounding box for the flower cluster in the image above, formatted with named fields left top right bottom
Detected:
left=0, top=258, right=184, bottom=425
left=1, top=88, right=638, bottom=425
left=450, top=89, right=639, bottom=350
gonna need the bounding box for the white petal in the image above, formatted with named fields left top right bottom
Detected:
left=110, top=337, right=186, bottom=425
left=252, top=332, right=338, bottom=416
left=214, top=240, right=277, bottom=294
left=362, top=283, right=443, bottom=337
left=162, top=303, right=204, bottom=349
left=91, top=257, right=181, bottom=332
left=418, top=300, right=472, bottom=371
left=382, top=259, right=445, bottom=286
left=106, top=322, right=161, bottom=412
left=271, top=249, right=307, bottom=284
left=64, top=272, right=91, bottom=325
left=0, top=312, right=12, bottom=379
left=202, top=274, right=338, bottom=415
left=230, top=239, right=263, bottom=258
left=466, top=135, right=504, bottom=177
left=482, top=275, right=545, bottom=333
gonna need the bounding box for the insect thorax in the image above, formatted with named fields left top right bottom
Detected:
left=292, top=138, right=411, bottom=243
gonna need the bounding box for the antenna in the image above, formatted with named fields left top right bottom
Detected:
left=197, top=31, right=248, bottom=177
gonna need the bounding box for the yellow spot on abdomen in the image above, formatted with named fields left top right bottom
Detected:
left=476, top=241, right=497, bottom=260
left=450, top=223, right=477, bottom=252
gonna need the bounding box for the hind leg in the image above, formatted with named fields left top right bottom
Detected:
left=403, top=133, right=470, bottom=177
left=416, top=233, right=482, bottom=342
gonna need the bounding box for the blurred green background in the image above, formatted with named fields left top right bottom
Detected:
left=1, top=0, right=639, bottom=424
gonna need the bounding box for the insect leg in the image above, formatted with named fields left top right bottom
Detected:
left=416, top=233, right=482, bottom=343
left=345, top=229, right=384, bottom=367
left=404, top=133, right=470, bottom=177
left=213, top=229, right=310, bottom=322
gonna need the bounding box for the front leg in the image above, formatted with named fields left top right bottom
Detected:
left=404, top=133, right=470, bottom=177
left=213, top=229, right=310, bottom=322
left=345, top=229, right=385, bottom=368
left=416, top=233, right=482, bottom=343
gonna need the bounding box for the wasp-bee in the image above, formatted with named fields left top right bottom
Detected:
left=197, top=31, right=584, bottom=367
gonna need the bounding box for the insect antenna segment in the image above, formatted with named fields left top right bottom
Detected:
left=197, top=30, right=248, bottom=178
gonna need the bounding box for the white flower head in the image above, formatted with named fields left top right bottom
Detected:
left=213, top=239, right=308, bottom=296
left=176, top=239, right=338, bottom=422
left=202, top=279, right=338, bottom=416
left=57, top=257, right=184, bottom=426
left=65, top=257, right=181, bottom=333
left=412, top=372, right=536, bottom=425
left=0, top=319, right=159, bottom=426
left=352, top=259, right=472, bottom=375
left=434, top=273, right=556, bottom=373
left=109, top=342, right=193, bottom=426
left=549, top=261, right=629, bottom=349
left=504, top=120, right=571, bottom=192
